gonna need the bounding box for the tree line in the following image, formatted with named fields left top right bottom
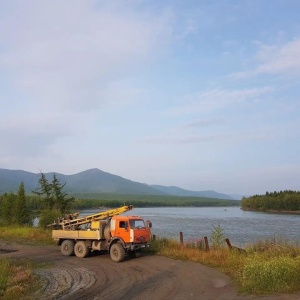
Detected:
left=241, top=190, right=300, bottom=211
left=0, top=173, right=74, bottom=227
left=73, top=198, right=240, bottom=209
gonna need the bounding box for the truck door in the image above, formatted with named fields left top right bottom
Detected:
left=116, top=220, right=130, bottom=243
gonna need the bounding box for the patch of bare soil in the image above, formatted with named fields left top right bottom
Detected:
left=1, top=240, right=300, bottom=300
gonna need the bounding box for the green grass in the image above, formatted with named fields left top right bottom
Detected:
left=0, top=226, right=54, bottom=298
left=0, top=258, right=40, bottom=300
left=0, top=226, right=54, bottom=245
left=240, top=254, right=300, bottom=294
left=150, top=237, right=300, bottom=295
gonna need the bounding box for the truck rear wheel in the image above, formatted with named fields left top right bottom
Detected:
left=61, top=240, right=75, bottom=256
left=110, top=243, right=125, bottom=262
left=74, top=241, right=89, bottom=258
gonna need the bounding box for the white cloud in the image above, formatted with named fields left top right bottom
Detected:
left=184, top=118, right=223, bottom=128
left=233, top=38, right=300, bottom=78
left=0, top=0, right=173, bottom=112
left=256, top=39, right=300, bottom=75
left=170, top=87, right=273, bottom=115
left=142, top=129, right=275, bottom=145
left=141, top=115, right=300, bottom=146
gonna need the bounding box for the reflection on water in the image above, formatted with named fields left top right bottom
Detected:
left=81, top=206, right=300, bottom=247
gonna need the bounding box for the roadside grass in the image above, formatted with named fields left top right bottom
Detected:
left=0, top=258, right=42, bottom=300
left=0, top=227, right=54, bottom=299
left=150, top=237, right=300, bottom=295
left=0, top=226, right=54, bottom=245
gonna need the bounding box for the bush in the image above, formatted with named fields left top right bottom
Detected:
left=38, top=209, right=61, bottom=229
left=241, top=255, right=300, bottom=294
left=210, top=224, right=226, bottom=248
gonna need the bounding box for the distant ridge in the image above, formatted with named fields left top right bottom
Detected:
left=0, top=168, right=236, bottom=200
left=150, top=185, right=234, bottom=200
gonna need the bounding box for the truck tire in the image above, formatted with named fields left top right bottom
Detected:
left=104, top=224, right=111, bottom=240
left=74, top=241, right=89, bottom=258
left=61, top=240, right=75, bottom=256
left=110, top=243, right=125, bottom=262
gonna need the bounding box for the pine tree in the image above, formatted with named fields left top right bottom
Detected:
left=34, top=173, right=74, bottom=217
left=14, top=182, right=32, bottom=225
left=0, top=193, right=16, bottom=225
left=52, top=174, right=74, bottom=215
left=33, top=173, right=54, bottom=209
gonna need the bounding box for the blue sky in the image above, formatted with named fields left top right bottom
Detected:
left=1, top=0, right=300, bottom=195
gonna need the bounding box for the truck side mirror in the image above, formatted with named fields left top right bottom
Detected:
left=146, top=220, right=152, bottom=228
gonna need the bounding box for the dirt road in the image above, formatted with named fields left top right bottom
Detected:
left=1, top=241, right=300, bottom=300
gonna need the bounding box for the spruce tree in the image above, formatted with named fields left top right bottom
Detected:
left=33, top=173, right=54, bottom=209
left=52, top=174, right=74, bottom=215
left=14, top=182, right=32, bottom=225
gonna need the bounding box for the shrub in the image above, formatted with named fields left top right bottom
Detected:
left=241, top=255, right=300, bottom=294
left=38, top=209, right=61, bottom=229
left=210, top=224, right=226, bottom=248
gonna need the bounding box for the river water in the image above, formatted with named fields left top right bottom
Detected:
left=81, top=206, right=300, bottom=247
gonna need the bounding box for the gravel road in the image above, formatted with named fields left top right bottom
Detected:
left=1, top=241, right=300, bottom=300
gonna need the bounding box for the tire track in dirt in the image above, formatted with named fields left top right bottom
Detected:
left=33, top=267, right=97, bottom=299
left=1, top=241, right=300, bottom=300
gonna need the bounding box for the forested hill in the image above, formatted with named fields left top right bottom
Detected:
left=151, top=185, right=233, bottom=200
left=0, top=168, right=237, bottom=200
left=241, top=190, right=300, bottom=212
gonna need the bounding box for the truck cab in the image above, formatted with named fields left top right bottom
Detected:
left=110, top=215, right=151, bottom=246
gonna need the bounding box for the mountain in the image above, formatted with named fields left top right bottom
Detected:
left=0, top=168, right=234, bottom=199
left=151, top=185, right=234, bottom=200
left=63, top=169, right=167, bottom=195
left=0, top=168, right=167, bottom=196
left=0, top=169, right=41, bottom=193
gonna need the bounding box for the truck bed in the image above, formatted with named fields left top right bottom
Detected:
left=52, top=229, right=102, bottom=240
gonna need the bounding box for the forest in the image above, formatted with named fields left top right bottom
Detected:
left=241, top=190, right=300, bottom=212
left=72, top=193, right=240, bottom=209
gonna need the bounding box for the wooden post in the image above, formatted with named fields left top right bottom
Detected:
left=204, top=236, right=209, bottom=251
left=180, top=232, right=184, bottom=244
left=225, top=238, right=232, bottom=250
left=225, top=238, right=246, bottom=253
left=152, top=234, right=156, bottom=241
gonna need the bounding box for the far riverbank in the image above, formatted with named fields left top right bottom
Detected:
left=241, top=207, right=300, bottom=215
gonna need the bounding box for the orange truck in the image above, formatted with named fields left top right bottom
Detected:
left=51, top=205, right=152, bottom=262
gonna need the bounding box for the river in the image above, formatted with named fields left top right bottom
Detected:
left=81, top=206, right=300, bottom=247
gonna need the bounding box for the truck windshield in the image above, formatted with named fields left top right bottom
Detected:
left=129, top=219, right=145, bottom=228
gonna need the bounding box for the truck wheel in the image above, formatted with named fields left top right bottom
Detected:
left=104, top=224, right=111, bottom=240
left=61, top=240, right=75, bottom=256
left=110, top=243, right=125, bottom=262
left=74, top=241, right=89, bottom=258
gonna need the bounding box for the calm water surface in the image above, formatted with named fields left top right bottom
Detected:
left=81, top=206, right=300, bottom=247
